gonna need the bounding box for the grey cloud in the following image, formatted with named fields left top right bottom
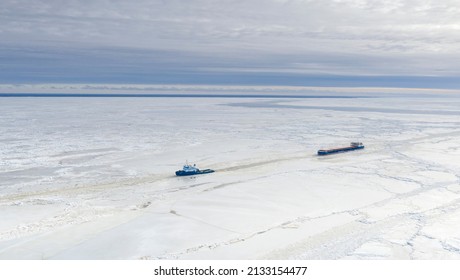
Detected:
left=1, top=0, right=460, bottom=86
left=3, top=0, right=459, bottom=49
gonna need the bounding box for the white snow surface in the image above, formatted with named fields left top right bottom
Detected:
left=1, top=92, right=460, bottom=259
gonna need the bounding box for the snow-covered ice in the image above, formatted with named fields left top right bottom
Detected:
left=1, top=90, right=460, bottom=259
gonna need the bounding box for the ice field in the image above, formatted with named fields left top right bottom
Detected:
left=1, top=90, right=460, bottom=259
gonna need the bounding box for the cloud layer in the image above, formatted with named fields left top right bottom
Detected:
left=1, top=0, right=460, bottom=87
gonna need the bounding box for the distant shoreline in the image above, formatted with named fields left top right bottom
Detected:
left=0, top=93, right=363, bottom=98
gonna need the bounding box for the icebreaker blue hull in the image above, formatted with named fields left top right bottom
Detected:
left=175, top=169, right=215, bottom=176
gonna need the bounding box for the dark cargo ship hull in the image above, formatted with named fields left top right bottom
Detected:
left=317, top=145, right=364, bottom=156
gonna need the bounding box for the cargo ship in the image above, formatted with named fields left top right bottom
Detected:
left=317, top=142, right=364, bottom=156
left=175, top=162, right=215, bottom=176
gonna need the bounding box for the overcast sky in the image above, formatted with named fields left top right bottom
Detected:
left=1, top=0, right=460, bottom=88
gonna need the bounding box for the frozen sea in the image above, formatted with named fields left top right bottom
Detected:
left=1, top=90, right=460, bottom=259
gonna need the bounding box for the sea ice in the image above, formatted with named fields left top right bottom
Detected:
left=1, top=90, right=460, bottom=259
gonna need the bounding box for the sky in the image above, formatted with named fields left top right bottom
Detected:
left=1, top=0, right=460, bottom=88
